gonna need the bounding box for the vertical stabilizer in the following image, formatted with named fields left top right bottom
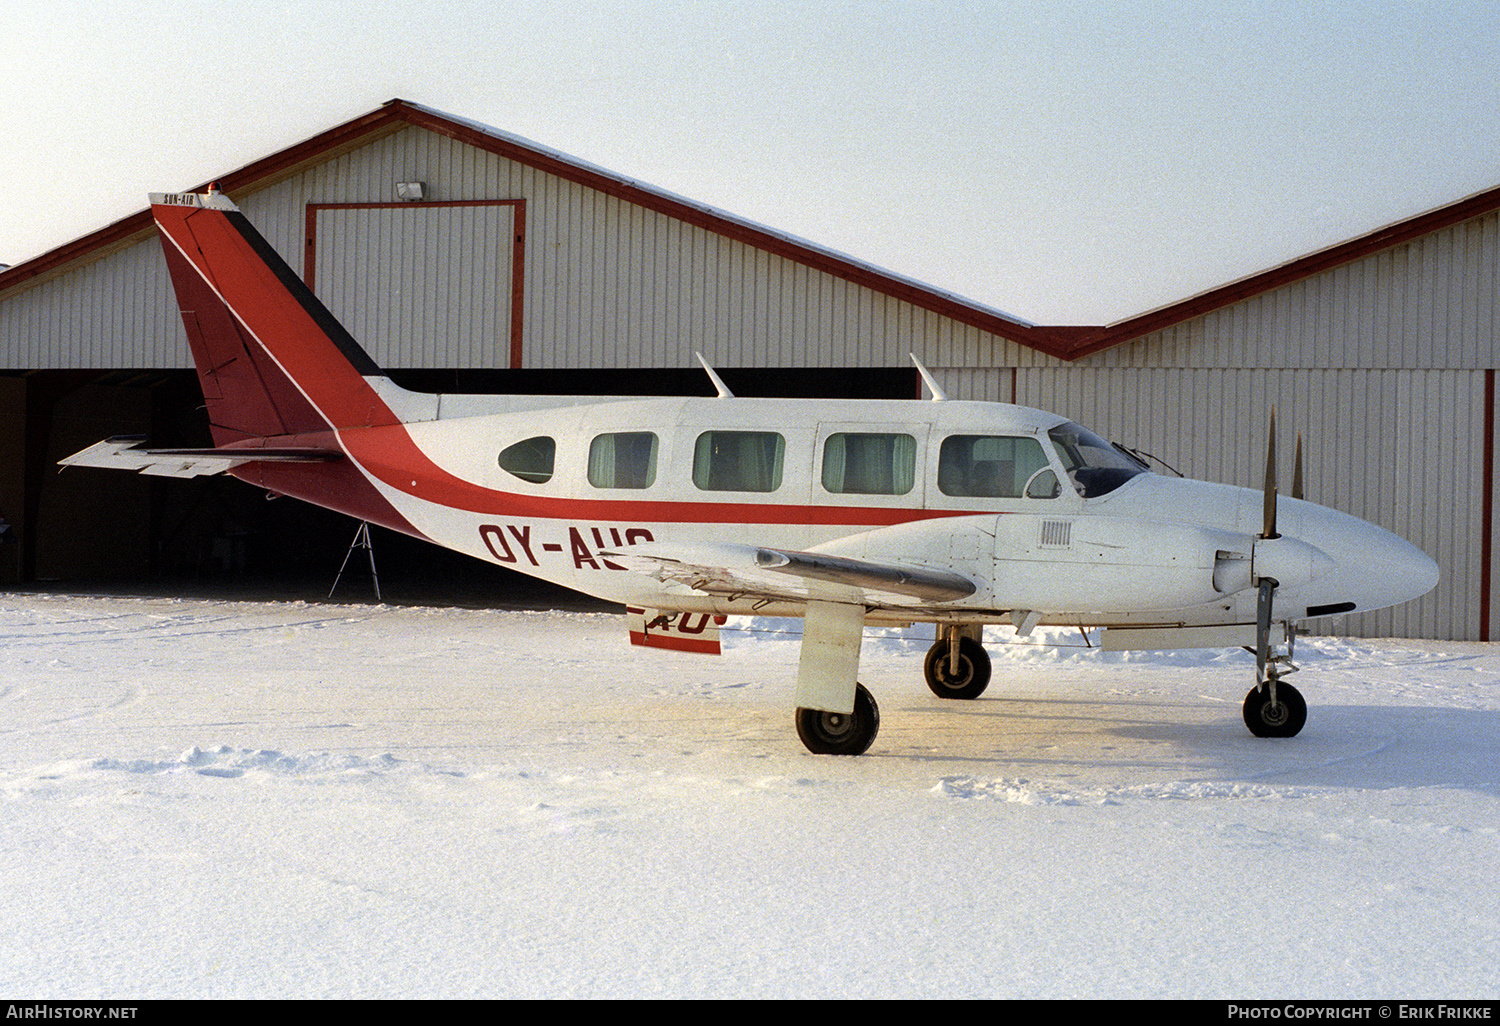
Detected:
left=151, top=189, right=426, bottom=539
left=151, top=190, right=410, bottom=442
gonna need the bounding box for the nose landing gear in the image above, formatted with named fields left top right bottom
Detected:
left=1244, top=604, right=1305, bottom=738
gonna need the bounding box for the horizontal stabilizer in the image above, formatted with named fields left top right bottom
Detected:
left=60, top=436, right=343, bottom=479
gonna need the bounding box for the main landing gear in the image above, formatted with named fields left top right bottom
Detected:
left=792, top=626, right=989, bottom=757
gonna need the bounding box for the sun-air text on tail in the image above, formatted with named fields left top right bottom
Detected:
left=62, top=187, right=1440, bottom=755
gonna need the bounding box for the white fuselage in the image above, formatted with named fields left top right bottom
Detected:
left=335, top=389, right=1438, bottom=629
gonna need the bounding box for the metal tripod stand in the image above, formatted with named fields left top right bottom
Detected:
left=329, top=521, right=381, bottom=601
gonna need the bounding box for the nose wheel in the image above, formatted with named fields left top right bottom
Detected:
left=1246, top=571, right=1306, bottom=738
left=1243, top=678, right=1307, bottom=737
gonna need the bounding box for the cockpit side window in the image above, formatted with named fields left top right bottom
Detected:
left=937, top=435, right=1053, bottom=498
left=1047, top=422, right=1147, bottom=498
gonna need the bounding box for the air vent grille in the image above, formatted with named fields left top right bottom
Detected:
left=1040, top=520, right=1072, bottom=547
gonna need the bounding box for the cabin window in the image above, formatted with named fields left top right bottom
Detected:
left=497, top=436, right=556, bottom=484
left=588, top=432, right=658, bottom=489
left=1047, top=422, right=1147, bottom=497
left=937, top=435, right=1053, bottom=498
left=822, top=433, right=916, bottom=495
left=693, top=431, right=785, bottom=492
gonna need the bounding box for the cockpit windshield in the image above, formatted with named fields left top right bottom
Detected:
left=1047, top=422, right=1148, bottom=498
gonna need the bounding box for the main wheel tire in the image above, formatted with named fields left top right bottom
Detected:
left=1242, top=680, right=1307, bottom=738
left=923, top=636, right=992, bottom=700
left=795, top=683, right=880, bottom=755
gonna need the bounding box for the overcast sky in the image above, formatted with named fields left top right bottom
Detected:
left=4, top=0, right=1498, bottom=323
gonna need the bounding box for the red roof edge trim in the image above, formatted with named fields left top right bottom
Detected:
left=0, top=212, right=157, bottom=297
left=1024, top=327, right=1114, bottom=358
left=1052, top=183, right=1500, bottom=361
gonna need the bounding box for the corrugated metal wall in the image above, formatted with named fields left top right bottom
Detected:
left=0, top=235, right=180, bottom=367
left=311, top=203, right=517, bottom=368
left=1081, top=211, right=1498, bottom=371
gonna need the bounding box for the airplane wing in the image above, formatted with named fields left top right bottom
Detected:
left=60, top=436, right=343, bottom=479
left=604, top=541, right=976, bottom=607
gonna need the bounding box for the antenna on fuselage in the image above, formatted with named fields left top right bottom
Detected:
left=910, top=353, right=948, bottom=401
left=695, top=353, right=735, bottom=398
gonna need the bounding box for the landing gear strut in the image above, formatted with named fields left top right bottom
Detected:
left=923, top=628, right=992, bottom=700
left=795, top=683, right=880, bottom=755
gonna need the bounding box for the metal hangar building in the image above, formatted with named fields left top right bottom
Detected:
left=1, top=99, right=1495, bottom=639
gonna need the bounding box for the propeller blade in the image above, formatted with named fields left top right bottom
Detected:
left=1292, top=431, right=1304, bottom=502
left=1262, top=408, right=1279, bottom=539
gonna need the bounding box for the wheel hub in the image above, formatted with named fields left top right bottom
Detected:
left=1260, top=700, right=1289, bottom=727
left=936, top=658, right=972, bottom=688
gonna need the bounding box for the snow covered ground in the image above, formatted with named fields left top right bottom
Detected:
left=1, top=593, right=1496, bottom=999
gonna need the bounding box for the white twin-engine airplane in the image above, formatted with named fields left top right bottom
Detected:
left=64, top=189, right=1440, bottom=755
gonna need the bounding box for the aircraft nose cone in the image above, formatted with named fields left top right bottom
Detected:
left=1385, top=533, right=1441, bottom=604
left=1307, top=511, right=1440, bottom=615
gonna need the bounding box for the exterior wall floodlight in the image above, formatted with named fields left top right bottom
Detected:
left=395, top=182, right=426, bottom=201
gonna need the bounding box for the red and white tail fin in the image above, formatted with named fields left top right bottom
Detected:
left=152, top=189, right=418, bottom=444
left=149, top=189, right=427, bottom=538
